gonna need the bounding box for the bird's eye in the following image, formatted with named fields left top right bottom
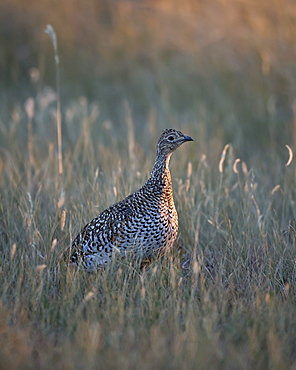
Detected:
left=168, top=135, right=174, bottom=141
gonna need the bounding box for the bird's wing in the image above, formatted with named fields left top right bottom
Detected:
left=71, top=202, right=136, bottom=256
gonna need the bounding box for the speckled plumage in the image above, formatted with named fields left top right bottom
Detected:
left=69, top=128, right=193, bottom=271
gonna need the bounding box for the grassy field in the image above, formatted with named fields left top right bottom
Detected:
left=1, top=0, right=296, bottom=369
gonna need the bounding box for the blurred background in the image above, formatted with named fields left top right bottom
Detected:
left=0, top=0, right=296, bottom=163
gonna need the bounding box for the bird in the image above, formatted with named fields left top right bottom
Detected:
left=69, top=128, right=193, bottom=271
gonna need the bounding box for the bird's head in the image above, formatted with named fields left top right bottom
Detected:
left=156, top=128, right=193, bottom=157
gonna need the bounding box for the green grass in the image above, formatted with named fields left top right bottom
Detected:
left=1, top=0, right=296, bottom=368
left=0, top=98, right=295, bottom=369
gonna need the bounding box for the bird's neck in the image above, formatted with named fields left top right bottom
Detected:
left=149, top=153, right=173, bottom=191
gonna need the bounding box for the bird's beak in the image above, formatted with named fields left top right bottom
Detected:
left=183, top=135, right=194, bottom=142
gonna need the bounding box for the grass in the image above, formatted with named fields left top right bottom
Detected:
left=0, top=98, right=295, bottom=369
left=1, top=0, right=296, bottom=368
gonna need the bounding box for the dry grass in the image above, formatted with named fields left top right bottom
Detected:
left=0, top=98, right=295, bottom=369
left=1, top=0, right=296, bottom=368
